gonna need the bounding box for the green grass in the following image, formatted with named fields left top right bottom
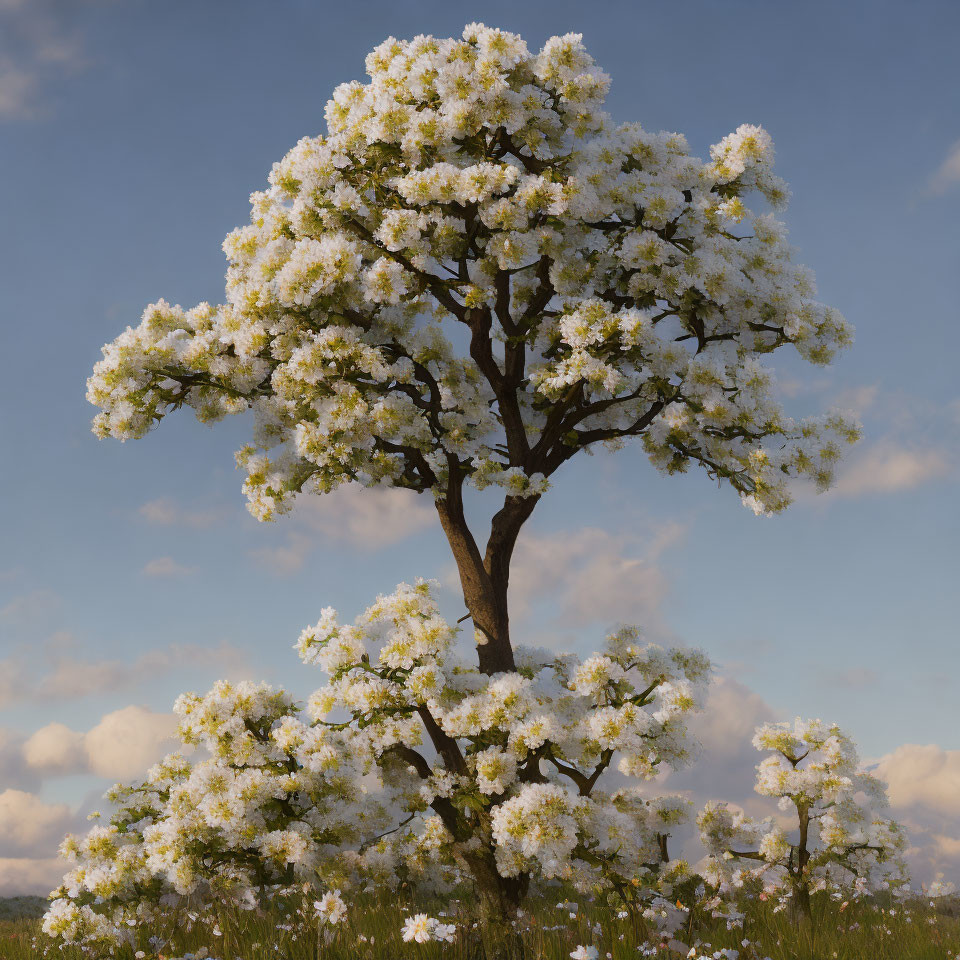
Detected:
left=2, top=893, right=959, bottom=959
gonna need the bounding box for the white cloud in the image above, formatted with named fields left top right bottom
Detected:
left=873, top=744, right=960, bottom=885
left=0, top=588, right=59, bottom=622
left=249, top=487, right=435, bottom=573
left=0, top=655, right=31, bottom=708
left=0, top=790, right=75, bottom=858
left=137, top=640, right=250, bottom=680
left=23, top=723, right=85, bottom=773
left=875, top=744, right=960, bottom=819
left=657, top=676, right=777, bottom=819
left=142, top=556, right=194, bottom=577
left=0, top=59, right=35, bottom=116
left=927, top=140, right=960, bottom=196
left=823, top=666, right=879, bottom=688
left=1, top=640, right=249, bottom=708
left=247, top=532, right=314, bottom=576
left=831, top=384, right=879, bottom=415
left=37, top=659, right=132, bottom=699
left=298, top=485, right=435, bottom=546
left=40, top=642, right=246, bottom=700
left=506, top=521, right=687, bottom=637
left=83, top=706, right=177, bottom=780
left=0, top=729, right=39, bottom=792
left=831, top=442, right=949, bottom=498
left=0, top=705, right=178, bottom=894
left=0, top=635, right=248, bottom=710
left=0, top=0, right=96, bottom=119
left=24, top=707, right=177, bottom=780
left=0, top=856, right=64, bottom=897
left=139, top=497, right=220, bottom=528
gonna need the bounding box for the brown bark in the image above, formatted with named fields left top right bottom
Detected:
left=462, top=849, right=528, bottom=959
left=657, top=832, right=670, bottom=863
left=790, top=884, right=813, bottom=925
left=791, top=804, right=813, bottom=924
left=436, top=475, right=540, bottom=676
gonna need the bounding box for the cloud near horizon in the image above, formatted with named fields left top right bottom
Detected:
left=0, top=856, right=66, bottom=898
left=0, top=790, right=75, bottom=859
left=0, top=702, right=179, bottom=895
left=874, top=744, right=960, bottom=887
left=23, top=705, right=177, bottom=780
left=652, top=679, right=960, bottom=886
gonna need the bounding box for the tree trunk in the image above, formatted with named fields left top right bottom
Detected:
left=657, top=832, right=670, bottom=863
left=436, top=486, right=539, bottom=676
left=433, top=478, right=539, bottom=956
left=789, top=882, right=812, bottom=924
left=458, top=847, right=529, bottom=959
left=791, top=803, right=813, bottom=924
left=477, top=889, right=526, bottom=960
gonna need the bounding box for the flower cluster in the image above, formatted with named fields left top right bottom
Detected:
left=300, top=580, right=708, bottom=897
left=698, top=718, right=908, bottom=913
left=45, top=580, right=708, bottom=947
left=44, top=678, right=387, bottom=949
left=87, top=24, right=856, bottom=520
left=40, top=898, right=126, bottom=951
left=401, top=913, right=457, bottom=943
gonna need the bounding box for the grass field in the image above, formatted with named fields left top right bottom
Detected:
left=2, top=893, right=960, bottom=960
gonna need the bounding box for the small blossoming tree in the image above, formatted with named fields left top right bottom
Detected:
left=63, top=21, right=859, bottom=959
left=697, top=719, right=908, bottom=922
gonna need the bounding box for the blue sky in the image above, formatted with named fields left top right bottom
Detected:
left=1, top=0, right=958, bottom=892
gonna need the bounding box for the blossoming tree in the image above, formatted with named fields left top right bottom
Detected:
left=87, top=23, right=854, bottom=676
left=70, top=21, right=858, bottom=958
left=698, top=719, right=908, bottom=922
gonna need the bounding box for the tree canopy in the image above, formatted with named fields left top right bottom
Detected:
left=88, top=24, right=855, bottom=520
left=86, top=24, right=856, bottom=673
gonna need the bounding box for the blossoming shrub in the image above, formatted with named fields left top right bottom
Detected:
left=698, top=719, right=908, bottom=920
left=45, top=581, right=709, bottom=954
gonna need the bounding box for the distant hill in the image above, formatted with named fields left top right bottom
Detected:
left=0, top=896, right=47, bottom=921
